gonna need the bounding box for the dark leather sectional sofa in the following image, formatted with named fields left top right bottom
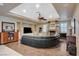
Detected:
left=21, top=36, right=60, bottom=48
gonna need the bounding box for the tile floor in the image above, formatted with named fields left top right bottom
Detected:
left=0, top=45, right=22, bottom=56
left=5, top=40, right=70, bottom=56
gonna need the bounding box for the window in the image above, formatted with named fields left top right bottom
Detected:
left=60, top=22, right=67, bottom=33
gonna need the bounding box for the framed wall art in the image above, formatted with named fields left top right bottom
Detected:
left=2, top=22, right=15, bottom=32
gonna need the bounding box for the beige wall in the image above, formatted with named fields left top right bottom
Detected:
left=73, top=4, right=79, bottom=55
left=73, top=4, right=79, bottom=36
left=30, top=21, right=59, bottom=36
left=31, top=23, right=43, bottom=35
left=0, top=16, right=18, bottom=32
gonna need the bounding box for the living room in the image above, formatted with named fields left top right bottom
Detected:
left=0, top=3, right=79, bottom=56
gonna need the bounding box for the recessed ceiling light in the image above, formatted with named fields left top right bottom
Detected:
left=36, top=4, right=40, bottom=9
left=23, top=9, right=26, bottom=13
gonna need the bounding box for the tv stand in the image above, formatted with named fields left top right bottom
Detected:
left=0, top=32, right=18, bottom=44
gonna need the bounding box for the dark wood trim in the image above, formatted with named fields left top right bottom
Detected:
left=74, top=18, right=76, bottom=34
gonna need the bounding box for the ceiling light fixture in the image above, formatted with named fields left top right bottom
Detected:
left=23, top=9, right=26, bottom=13
left=36, top=4, right=40, bottom=9
left=36, top=12, right=47, bottom=21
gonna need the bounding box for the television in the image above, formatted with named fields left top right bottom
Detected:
left=23, top=27, right=32, bottom=33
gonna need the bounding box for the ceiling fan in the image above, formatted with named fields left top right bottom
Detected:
left=36, top=12, right=47, bottom=21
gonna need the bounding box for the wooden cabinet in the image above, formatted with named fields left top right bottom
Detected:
left=14, top=32, right=18, bottom=41
left=1, top=32, right=8, bottom=44
left=0, top=32, right=19, bottom=44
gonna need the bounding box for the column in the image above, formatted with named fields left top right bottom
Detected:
left=18, top=18, right=23, bottom=44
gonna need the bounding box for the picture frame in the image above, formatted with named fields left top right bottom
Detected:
left=2, top=22, right=15, bottom=32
